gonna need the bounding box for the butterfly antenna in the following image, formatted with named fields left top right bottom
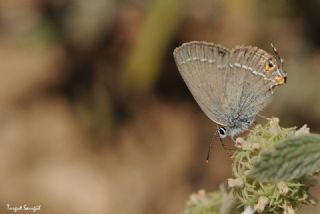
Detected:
left=206, top=131, right=235, bottom=163
left=219, top=137, right=228, bottom=150
left=205, top=140, right=213, bottom=164
left=206, top=130, right=221, bottom=163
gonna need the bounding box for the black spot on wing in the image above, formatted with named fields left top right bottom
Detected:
left=218, top=49, right=227, bottom=57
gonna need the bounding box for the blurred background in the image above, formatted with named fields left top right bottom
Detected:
left=0, top=0, right=320, bottom=213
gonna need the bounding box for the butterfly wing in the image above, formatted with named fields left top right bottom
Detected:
left=173, top=41, right=231, bottom=126
left=223, top=46, right=275, bottom=125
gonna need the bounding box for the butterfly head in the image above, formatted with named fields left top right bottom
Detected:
left=217, top=127, right=227, bottom=139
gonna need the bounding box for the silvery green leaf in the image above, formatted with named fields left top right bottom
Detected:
left=249, top=134, right=320, bottom=182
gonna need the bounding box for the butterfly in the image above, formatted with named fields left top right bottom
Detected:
left=173, top=41, right=287, bottom=158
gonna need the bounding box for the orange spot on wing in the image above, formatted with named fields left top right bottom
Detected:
left=274, top=76, right=285, bottom=85
left=264, top=61, right=276, bottom=72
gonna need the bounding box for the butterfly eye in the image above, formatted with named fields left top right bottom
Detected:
left=265, top=60, right=275, bottom=72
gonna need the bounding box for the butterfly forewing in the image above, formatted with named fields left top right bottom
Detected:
left=173, top=41, right=231, bottom=126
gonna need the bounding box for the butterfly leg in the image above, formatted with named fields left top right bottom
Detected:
left=258, top=114, right=269, bottom=120
left=219, top=137, right=235, bottom=152
left=266, top=82, right=275, bottom=95
left=231, top=136, right=237, bottom=144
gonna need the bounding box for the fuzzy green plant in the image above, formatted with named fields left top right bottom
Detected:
left=184, top=187, right=238, bottom=214
left=183, top=189, right=223, bottom=214
left=183, top=118, right=320, bottom=214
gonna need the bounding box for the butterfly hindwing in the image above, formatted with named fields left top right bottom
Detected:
left=225, top=47, right=275, bottom=123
